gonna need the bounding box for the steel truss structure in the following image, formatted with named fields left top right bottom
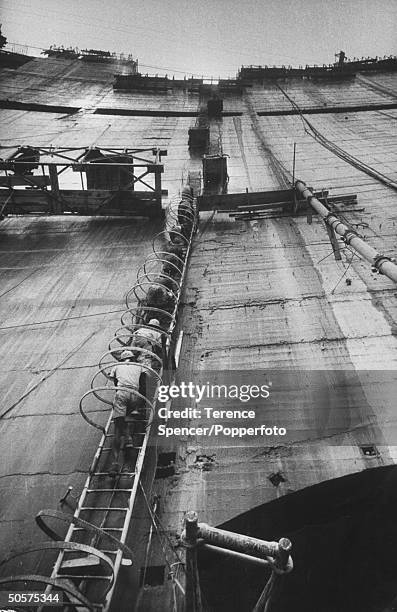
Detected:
left=0, top=146, right=167, bottom=218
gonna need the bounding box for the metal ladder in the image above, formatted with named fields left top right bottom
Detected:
left=32, top=194, right=197, bottom=610
left=0, top=191, right=197, bottom=611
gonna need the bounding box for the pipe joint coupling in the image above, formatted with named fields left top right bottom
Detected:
left=295, top=181, right=312, bottom=199
left=342, top=229, right=359, bottom=245
left=372, top=254, right=395, bottom=274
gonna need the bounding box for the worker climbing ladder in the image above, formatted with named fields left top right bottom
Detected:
left=0, top=188, right=198, bottom=611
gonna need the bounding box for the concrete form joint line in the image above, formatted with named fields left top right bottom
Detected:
left=0, top=330, right=98, bottom=420
left=200, top=330, right=396, bottom=353
left=0, top=469, right=89, bottom=480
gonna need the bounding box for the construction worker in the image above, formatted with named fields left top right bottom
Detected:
left=146, top=285, right=175, bottom=310
left=109, top=350, right=146, bottom=476
left=138, top=284, right=176, bottom=327
left=133, top=318, right=166, bottom=372
left=169, top=224, right=186, bottom=246
left=178, top=202, right=194, bottom=238
left=178, top=187, right=194, bottom=237
left=162, top=246, right=184, bottom=280
left=162, top=258, right=181, bottom=281
left=132, top=318, right=163, bottom=354
left=154, top=274, right=176, bottom=292
left=167, top=243, right=185, bottom=262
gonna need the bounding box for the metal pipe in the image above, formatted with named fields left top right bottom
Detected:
left=198, top=523, right=290, bottom=566
left=200, top=543, right=270, bottom=567
left=184, top=512, right=203, bottom=612
left=295, top=180, right=397, bottom=283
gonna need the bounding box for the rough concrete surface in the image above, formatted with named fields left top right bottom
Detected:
left=1, top=56, right=397, bottom=610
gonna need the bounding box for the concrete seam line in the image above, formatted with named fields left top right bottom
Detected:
left=0, top=330, right=98, bottom=420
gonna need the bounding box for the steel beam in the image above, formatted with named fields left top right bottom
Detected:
left=0, top=190, right=162, bottom=217
left=198, top=189, right=294, bottom=211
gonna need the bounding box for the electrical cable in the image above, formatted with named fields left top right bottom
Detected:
left=330, top=252, right=356, bottom=295
left=316, top=246, right=344, bottom=265
left=139, top=480, right=186, bottom=595
left=140, top=481, right=185, bottom=569
left=0, top=330, right=98, bottom=420
left=3, top=0, right=300, bottom=78
left=151, top=506, right=186, bottom=570
left=274, top=82, right=397, bottom=191
left=4, top=0, right=298, bottom=66
left=0, top=309, right=125, bottom=331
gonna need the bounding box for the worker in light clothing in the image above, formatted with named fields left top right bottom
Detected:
left=132, top=318, right=163, bottom=351
left=132, top=318, right=165, bottom=371
left=109, top=350, right=146, bottom=476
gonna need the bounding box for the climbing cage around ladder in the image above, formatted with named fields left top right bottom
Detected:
left=0, top=188, right=198, bottom=611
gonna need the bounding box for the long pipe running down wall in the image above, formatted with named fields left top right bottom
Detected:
left=295, top=180, right=397, bottom=284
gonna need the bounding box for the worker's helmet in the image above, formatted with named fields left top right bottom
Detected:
left=149, top=318, right=160, bottom=326
left=120, top=350, right=134, bottom=361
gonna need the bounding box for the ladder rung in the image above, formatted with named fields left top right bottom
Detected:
left=86, top=488, right=133, bottom=493
left=102, top=527, right=123, bottom=531
left=80, top=507, right=128, bottom=512
left=99, top=550, right=117, bottom=555
left=101, top=446, right=141, bottom=451
left=72, top=526, right=123, bottom=532
left=91, top=471, right=136, bottom=476
left=56, top=574, right=111, bottom=580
